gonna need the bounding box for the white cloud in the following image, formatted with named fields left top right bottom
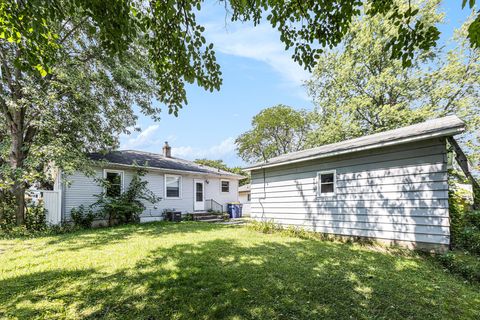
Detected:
left=205, top=22, right=310, bottom=87
left=122, top=124, right=162, bottom=149
left=172, top=137, right=236, bottom=160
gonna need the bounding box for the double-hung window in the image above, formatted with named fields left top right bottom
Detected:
left=104, top=170, right=124, bottom=197
left=221, top=180, right=230, bottom=193
left=317, top=170, right=336, bottom=196
left=165, top=175, right=181, bottom=198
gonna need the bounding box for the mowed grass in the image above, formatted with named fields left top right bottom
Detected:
left=0, top=222, right=479, bottom=319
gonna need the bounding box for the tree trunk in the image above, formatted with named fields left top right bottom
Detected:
left=9, top=110, right=26, bottom=225
left=12, top=182, right=25, bottom=225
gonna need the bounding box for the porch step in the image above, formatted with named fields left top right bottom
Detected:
left=199, top=218, right=224, bottom=223
left=190, top=212, right=225, bottom=222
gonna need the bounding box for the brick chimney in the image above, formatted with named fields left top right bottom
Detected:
left=163, top=141, right=171, bottom=158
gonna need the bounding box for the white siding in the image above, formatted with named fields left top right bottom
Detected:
left=63, top=169, right=103, bottom=221
left=239, top=192, right=251, bottom=216
left=63, top=168, right=239, bottom=221
left=250, top=138, right=450, bottom=245
left=205, top=178, right=239, bottom=209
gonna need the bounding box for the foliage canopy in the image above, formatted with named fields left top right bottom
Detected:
left=235, top=105, right=314, bottom=163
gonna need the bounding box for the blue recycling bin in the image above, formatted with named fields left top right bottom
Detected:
left=227, top=203, right=243, bottom=218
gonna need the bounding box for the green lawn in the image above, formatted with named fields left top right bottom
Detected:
left=0, top=222, right=479, bottom=319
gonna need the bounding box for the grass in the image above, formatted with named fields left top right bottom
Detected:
left=0, top=222, right=479, bottom=319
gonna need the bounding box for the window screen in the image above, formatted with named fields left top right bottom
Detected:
left=105, top=171, right=122, bottom=197
left=196, top=182, right=203, bottom=202
left=166, top=175, right=181, bottom=198
left=221, top=180, right=230, bottom=193
left=318, top=172, right=335, bottom=195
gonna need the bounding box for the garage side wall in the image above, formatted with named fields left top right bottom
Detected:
left=250, top=138, right=450, bottom=248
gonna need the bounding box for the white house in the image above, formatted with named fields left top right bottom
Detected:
left=238, top=184, right=251, bottom=216
left=245, top=116, right=467, bottom=252
left=46, top=142, right=243, bottom=224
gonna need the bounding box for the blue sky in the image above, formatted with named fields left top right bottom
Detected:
left=119, top=1, right=471, bottom=167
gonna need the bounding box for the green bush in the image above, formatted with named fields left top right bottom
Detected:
left=94, top=168, right=160, bottom=226
left=0, top=223, right=80, bottom=239
left=248, top=220, right=282, bottom=234
left=448, top=188, right=472, bottom=246
left=1, top=188, right=48, bottom=233
left=24, top=202, right=47, bottom=232
left=0, top=192, right=16, bottom=232
left=448, top=185, right=480, bottom=255
left=437, top=251, right=480, bottom=283
left=465, top=211, right=480, bottom=229
left=456, top=227, right=480, bottom=256
left=71, top=205, right=96, bottom=228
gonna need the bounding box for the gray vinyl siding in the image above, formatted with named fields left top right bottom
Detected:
left=63, top=169, right=103, bottom=221
left=62, top=167, right=238, bottom=221
left=250, top=138, right=450, bottom=245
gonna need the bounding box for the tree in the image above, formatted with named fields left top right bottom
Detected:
left=306, top=0, right=480, bottom=163
left=236, top=105, right=314, bottom=163
left=1, top=1, right=222, bottom=224
left=2, top=0, right=479, bottom=225
left=228, top=0, right=480, bottom=69
left=194, top=159, right=250, bottom=186
left=3, top=1, right=480, bottom=77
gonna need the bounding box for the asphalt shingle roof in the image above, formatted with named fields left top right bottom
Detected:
left=245, top=115, right=465, bottom=170
left=88, top=150, right=243, bottom=178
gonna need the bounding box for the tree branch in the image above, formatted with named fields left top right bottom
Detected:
left=59, top=16, right=89, bottom=44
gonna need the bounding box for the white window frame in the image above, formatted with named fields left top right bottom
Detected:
left=317, top=170, right=336, bottom=197
left=103, top=169, right=124, bottom=195
left=221, top=180, right=230, bottom=193
left=165, top=174, right=182, bottom=199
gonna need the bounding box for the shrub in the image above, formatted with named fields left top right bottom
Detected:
left=448, top=184, right=480, bottom=255
left=248, top=220, right=282, bottom=234
left=465, top=211, right=480, bottom=229
left=449, top=188, right=472, bottom=246
left=94, top=168, right=160, bottom=226
left=248, top=220, right=378, bottom=246
left=437, top=251, right=480, bottom=283
left=182, top=212, right=194, bottom=221
left=24, top=202, right=47, bottom=232
left=456, top=227, right=480, bottom=256
left=71, top=205, right=96, bottom=228
left=0, top=191, right=16, bottom=232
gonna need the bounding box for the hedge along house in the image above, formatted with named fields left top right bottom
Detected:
left=245, top=116, right=470, bottom=252
left=44, top=142, right=243, bottom=225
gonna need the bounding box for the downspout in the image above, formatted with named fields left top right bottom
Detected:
left=260, top=168, right=266, bottom=220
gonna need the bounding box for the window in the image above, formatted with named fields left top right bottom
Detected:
left=104, top=170, right=123, bottom=197
left=221, top=180, right=230, bottom=193
left=165, top=175, right=181, bottom=198
left=317, top=170, right=336, bottom=196
left=195, top=182, right=203, bottom=202
left=247, top=193, right=251, bottom=201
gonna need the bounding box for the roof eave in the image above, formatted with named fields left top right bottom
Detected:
left=97, top=162, right=245, bottom=179
left=244, top=126, right=464, bottom=172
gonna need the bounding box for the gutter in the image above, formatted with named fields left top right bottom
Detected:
left=244, top=126, right=464, bottom=172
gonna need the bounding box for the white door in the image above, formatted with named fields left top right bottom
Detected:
left=194, top=180, right=205, bottom=211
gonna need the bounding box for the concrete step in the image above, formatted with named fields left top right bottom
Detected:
left=190, top=212, right=225, bottom=221
left=199, top=218, right=224, bottom=223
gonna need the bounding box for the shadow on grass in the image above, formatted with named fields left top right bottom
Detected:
left=1, top=229, right=479, bottom=319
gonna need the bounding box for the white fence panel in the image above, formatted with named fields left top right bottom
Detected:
left=242, top=203, right=251, bottom=217
left=39, top=190, right=61, bottom=225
